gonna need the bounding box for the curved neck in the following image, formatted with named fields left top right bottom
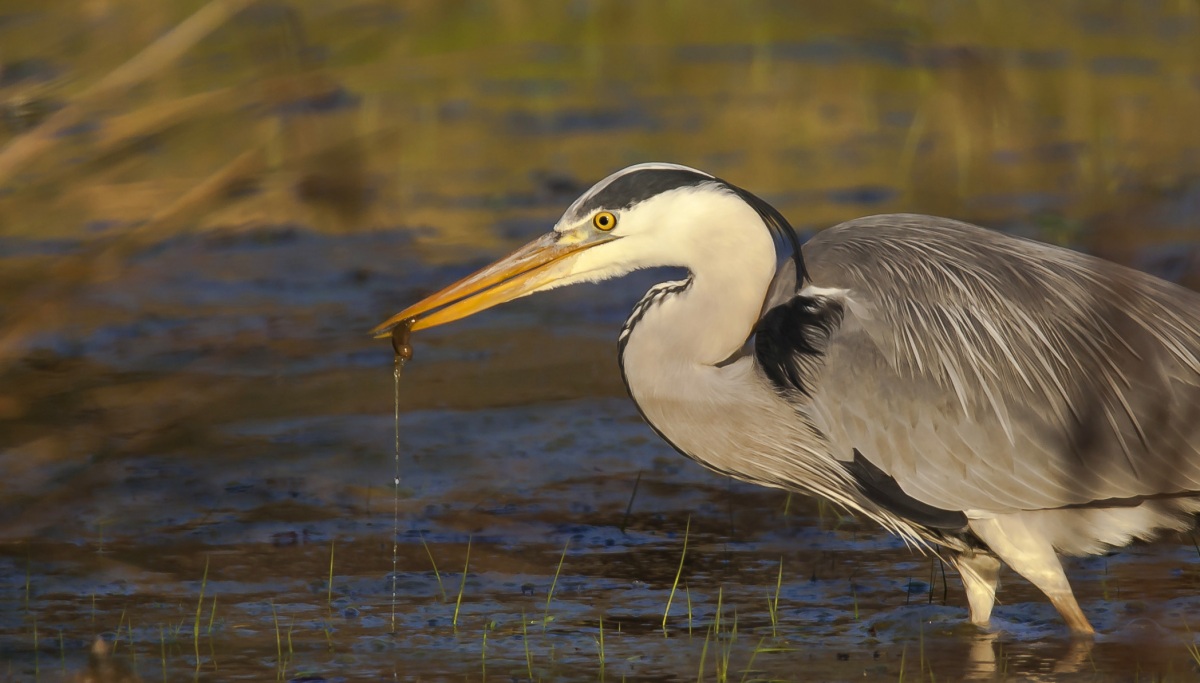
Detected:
left=625, top=253, right=777, bottom=370
left=617, top=267, right=848, bottom=499
left=650, top=280, right=758, bottom=366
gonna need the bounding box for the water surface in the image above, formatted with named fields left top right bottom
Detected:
left=2, top=1, right=1200, bottom=680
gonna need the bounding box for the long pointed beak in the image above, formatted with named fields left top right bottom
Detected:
left=371, top=232, right=616, bottom=337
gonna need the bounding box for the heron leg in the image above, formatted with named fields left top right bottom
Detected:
left=954, top=551, right=1002, bottom=627
left=968, top=516, right=1095, bottom=635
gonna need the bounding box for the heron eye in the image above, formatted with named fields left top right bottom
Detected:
left=592, top=211, right=616, bottom=231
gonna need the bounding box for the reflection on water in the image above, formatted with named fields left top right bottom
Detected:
left=1, top=0, right=1200, bottom=680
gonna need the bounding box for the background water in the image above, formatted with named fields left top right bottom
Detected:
left=2, top=1, right=1200, bottom=680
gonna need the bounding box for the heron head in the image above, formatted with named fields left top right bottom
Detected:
left=371, top=163, right=803, bottom=337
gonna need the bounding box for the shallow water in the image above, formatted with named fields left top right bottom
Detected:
left=2, top=1, right=1200, bottom=681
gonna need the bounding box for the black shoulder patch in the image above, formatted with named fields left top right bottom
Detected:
left=846, top=449, right=968, bottom=530
left=754, top=294, right=844, bottom=396
left=577, top=168, right=712, bottom=214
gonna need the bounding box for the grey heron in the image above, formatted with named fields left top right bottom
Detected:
left=373, top=163, right=1200, bottom=635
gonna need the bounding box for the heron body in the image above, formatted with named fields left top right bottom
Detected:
left=375, top=163, right=1200, bottom=634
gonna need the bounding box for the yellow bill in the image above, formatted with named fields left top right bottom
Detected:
left=371, top=231, right=616, bottom=337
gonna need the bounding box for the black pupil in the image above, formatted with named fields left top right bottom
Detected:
left=599, top=215, right=609, bottom=226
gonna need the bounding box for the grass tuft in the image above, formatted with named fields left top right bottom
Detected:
left=480, top=621, right=488, bottom=680
left=714, top=586, right=723, bottom=641
left=419, top=532, right=447, bottom=602
left=697, top=624, right=712, bottom=683
left=662, top=516, right=691, bottom=634
left=522, top=611, right=534, bottom=681
left=127, top=618, right=140, bottom=678
left=716, top=600, right=737, bottom=683
left=113, top=609, right=126, bottom=654
left=739, top=636, right=767, bottom=683
left=452, top=536, right=472, bottom=632
left=270, top=600, right=283, bottom=679
left=194, top=555, right=209, bottom=672
left=769, top=558, right=783, bottom=637
left=596, top=616, right=606, bottom=670
left=286, top=618, right=295, bottom=670
left=326, top=538, right=335, bottom=607
left=686, top=582, right=693, bottom=636
left=208, top=594, right=218, bottom=635
left=543, top=538, right=570, bottom=632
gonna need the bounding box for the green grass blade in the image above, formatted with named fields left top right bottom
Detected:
left=326, top=538, right=335, bottom=607
left=662, top=516, right=691, bottom=634
left=543, top=538, right=570, bottom=632
left=194, top=555, right=209, bottom=671
left=522, top=611, right=534, bottom=681
left=452, top=536, right=472, bottom=632
left=419, top=532, right=447, bottom=602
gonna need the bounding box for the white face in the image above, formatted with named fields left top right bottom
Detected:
left=545, top=180, right=779, bottom=293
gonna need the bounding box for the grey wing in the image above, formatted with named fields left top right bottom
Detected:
left=800, top=213, right=1200, bottom=514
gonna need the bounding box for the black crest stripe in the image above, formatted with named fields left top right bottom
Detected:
left=577, top=168, right=712, bottom=214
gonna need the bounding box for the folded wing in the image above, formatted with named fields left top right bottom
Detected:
left=787, top=214, right=1200, bottom=514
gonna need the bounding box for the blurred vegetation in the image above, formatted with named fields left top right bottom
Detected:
left=0, top=0, right=1196, bottom=499
left=0, top=1, right=1197, bottom=236
left=0, top=0, right=1197, bottom=529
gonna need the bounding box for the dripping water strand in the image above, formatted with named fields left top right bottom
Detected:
left=392, top=357, right=402, bottom=634
left=389, top=320, right=415, bottom=636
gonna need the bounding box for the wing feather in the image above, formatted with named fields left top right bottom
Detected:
left=798, top=214, right=1200, bottom=513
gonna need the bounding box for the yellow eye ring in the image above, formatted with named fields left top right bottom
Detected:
left=592, top=211, right=617, bottom=231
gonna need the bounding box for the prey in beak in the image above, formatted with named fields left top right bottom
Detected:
left=371, top=230, right=618, bottom=338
